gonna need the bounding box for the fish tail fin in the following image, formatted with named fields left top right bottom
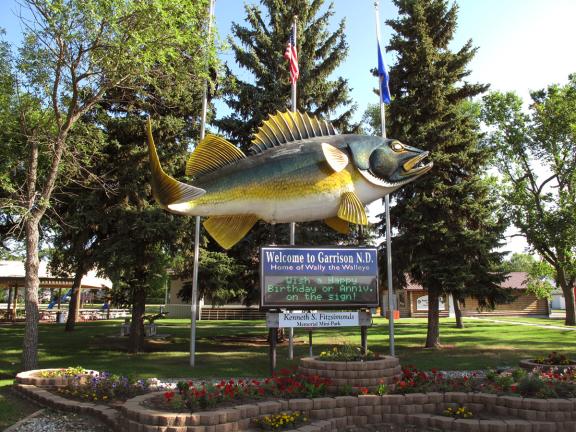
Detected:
left=146, top=118, right=205, bottom=209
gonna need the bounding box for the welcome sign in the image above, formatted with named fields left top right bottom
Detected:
left=260, top=247, right=379, bottom=309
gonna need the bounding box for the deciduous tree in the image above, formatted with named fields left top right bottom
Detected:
left=482, top=77, right=576, bottom=325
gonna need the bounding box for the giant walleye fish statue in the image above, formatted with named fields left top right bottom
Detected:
left=147, top=111, right=432, bottom=249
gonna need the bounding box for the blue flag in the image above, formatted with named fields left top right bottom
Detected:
left=377, top=41, right=391, bottom=104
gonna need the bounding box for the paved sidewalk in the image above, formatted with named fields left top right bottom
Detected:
left=468, top=316, right=576, bottom=331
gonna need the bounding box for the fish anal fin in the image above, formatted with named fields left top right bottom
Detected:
left=146, top=119, right=206, bottom=207
left=203, top=215, right=259, bottom=250
left=186, top=134, right=245, bottom=178
left=337, top=192, right=368, bottom=225
left=321, top=142, right=349, bottom=172
left=325, top=217, right=350, bottom=234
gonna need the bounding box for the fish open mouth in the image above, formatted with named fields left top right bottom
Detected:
left=401, top=151, right=433, bottom=177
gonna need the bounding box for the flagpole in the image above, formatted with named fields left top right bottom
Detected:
left=374, top=0, right=395, bottom=357
left=288, top=15, right=298, bottom=360
left=190, top=0, right=216, bottom=368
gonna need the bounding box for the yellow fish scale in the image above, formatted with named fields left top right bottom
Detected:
left=191, top=167, right=359, bottom=208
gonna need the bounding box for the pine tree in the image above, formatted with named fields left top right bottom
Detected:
left=383, top=0, right=508, bottom=346
left=214, top=0, right=367, bottom=303
left=216, top=0, right=358, bottom=148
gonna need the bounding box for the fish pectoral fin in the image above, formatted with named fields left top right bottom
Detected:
left=337, top=192, right=368, bottom=225
left=321, top=142, right=349, bottom=172
left=325, top=217, right=350, bottom=234
left=147, top=119, right=206, bottom=207
left=186, top=134, right=246, bottom=178
left=203, top=215, right=259, bottom=250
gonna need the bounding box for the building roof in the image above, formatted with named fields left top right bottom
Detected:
left=403, top=272, right=528, bottom=291
left=0, top=260, right=112, bottom=289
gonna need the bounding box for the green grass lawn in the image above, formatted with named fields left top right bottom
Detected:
left=473, top=316, right=576, bottom=328
left=0, top=379, right=40, bottom=429
left=1, top=317, right=574, bottom=380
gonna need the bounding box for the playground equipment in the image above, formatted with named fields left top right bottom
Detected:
left=47, top=289, right=73, bottom=309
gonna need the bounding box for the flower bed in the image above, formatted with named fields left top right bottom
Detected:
left=150, top=368, right=331, bottom=413
left=16, top=367, right=97, bottom=387
left=299, top=355, right=401, bottom=393
left=391, top=365, right=576, bottom=399
left=520, top=352, right=576, bottom=372
left=16, top=362, right=576, bottom=432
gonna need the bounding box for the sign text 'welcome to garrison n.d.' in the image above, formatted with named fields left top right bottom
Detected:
left=260, top=247, right=379, bottom=309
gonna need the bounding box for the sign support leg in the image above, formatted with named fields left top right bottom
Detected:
left=360, top=325, right=368, bottom=355
left=269, top=327, right=277, bottom=375
left=308, top=330, right=313, bottom=357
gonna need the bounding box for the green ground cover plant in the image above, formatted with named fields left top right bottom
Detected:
left=1, top=317, right=574, bottom=380
left=0, top=380, right=40, bottom=429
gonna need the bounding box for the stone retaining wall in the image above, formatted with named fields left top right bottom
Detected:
left=12, top=372, right=576, bottom=432
left=16, top=369, right=97, bottom=387
left=298, top=356, right=402, bottom=392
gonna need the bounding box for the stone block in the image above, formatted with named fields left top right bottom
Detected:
left=526, top=398, right=551, bottom=411
left=333, top=396, right=357, bottom=408
left=288, top=399, right=314, bottom=411
left=257, top=401, right=282, bottom=415
left=478, top=420, right=508, bottom=432
left=429, top=415, right=455, bottom=430
left=316, top=397, right=337, bottom=409
left=197, top=412, right=220, bottom=426
left=367, top=414, right=382, bottom=424
left=504, top=419, right=533, bottom=432
left=404, top=392, right=428, bottom=404
left=499, top=395, right=523, bottom=409
left=332, top=407, right=346, bottom=417
left=357, top=395, right=380, bottom=406
left=444, top=392, right=469, bottom=404
left=454, top=419, right=480, bottom=432
left=357, top=405, right=373, bottom=416
left=380, top=394, right=405, bottom=406
left=531, top=421, right=557, bottom=432
left=425, top=392, right=444, bottom=403
left=309, top=408, right=333, bottom=420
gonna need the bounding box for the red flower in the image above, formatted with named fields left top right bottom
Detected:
left=163, top=391, right=175, bottom=402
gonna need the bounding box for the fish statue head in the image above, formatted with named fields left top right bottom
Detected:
left=348, top=136, right=433, bottom=188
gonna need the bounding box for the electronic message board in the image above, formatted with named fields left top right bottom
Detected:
left=260, top=247, right=379, bottom=309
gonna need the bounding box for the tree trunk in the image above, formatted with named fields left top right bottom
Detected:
left=129, top=285, right=147, bottom=353
left=23, top=217, right=41, bottom=370
left=65, top=267, right=84, bottom=332
left=561, top=283, right=576, bottom=326
left=454, top=296, right=464, bottom=329
left=425, top=289, right=440, bottom=348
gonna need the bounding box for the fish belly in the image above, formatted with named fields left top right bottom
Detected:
left=171, top=173, right=391, bottom=223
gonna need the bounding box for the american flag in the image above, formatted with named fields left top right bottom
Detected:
left=284, top=25, right=299, bottom=84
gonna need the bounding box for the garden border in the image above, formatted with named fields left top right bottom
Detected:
left=13, top=369, right=576, bottom=432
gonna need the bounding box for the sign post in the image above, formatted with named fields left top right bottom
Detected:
left=261, top=247, right=378, bottom=373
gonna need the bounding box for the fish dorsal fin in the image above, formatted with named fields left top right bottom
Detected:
left=203, top=214, right=259, bottom=249
left=338, top=192, right=368, bottom=225
left=250, top=111, right=338, bottom=154
left=186, top=134, right=246, bottom=178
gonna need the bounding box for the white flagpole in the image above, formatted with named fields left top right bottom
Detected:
left=374, top=0, right=395, bottom=357
left=288, top=16, right=297, bottom=360
left=191, top=0, right=216, bottom=368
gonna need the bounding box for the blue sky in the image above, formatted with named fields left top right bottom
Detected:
left=2, top=0, right=575, bottom=254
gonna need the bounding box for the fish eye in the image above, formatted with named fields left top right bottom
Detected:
left=391, top=141, right=404, bottom=152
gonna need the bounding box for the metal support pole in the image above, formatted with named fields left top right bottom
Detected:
left=190, top=0, right=215, bottom=368
left=360, top=325, right=368, bottom=355
left=287, top=16, right=298, bottom=361
left=385, top=194, right=395, bottom=356
left=269, top=327, right=277, bottom=375
left=308, top=330, right=313, bottom=357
